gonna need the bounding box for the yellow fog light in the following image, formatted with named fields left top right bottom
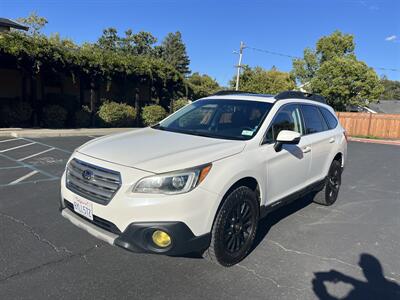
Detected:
left=152, top=230, right=171, bottom=248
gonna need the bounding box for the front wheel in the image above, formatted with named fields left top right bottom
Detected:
left=313, top=160, right=342, bottom=206
left=203, top=186, right=259, bottom=267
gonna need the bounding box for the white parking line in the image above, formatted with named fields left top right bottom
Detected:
left=9, top=170, right=39, bottom=185
left=0, top=138, right=20, bottom=143
left=18, top=147, right=55, bottom=162
left=0, top=142, right=35, bottom=153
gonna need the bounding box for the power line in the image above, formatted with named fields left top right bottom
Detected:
left=247, top=46, right=301, bottom=60
left=245, top=45, right=400, bottom=73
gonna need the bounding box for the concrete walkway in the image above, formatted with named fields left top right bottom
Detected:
left=0, top=128, right=135, bottom=138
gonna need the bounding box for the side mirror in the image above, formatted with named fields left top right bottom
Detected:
left=274, top=130, right=301, bottom=152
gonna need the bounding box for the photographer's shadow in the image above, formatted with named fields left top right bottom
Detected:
left=312, top=253, right=400, bottom=300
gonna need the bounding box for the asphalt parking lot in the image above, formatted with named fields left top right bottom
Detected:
left=0, top=136, right=399, bottom=299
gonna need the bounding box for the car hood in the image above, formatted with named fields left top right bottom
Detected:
left=77, top=128, right=246, bottom=173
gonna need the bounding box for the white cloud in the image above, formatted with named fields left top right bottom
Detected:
left=385, top=35, right=397, bottom=42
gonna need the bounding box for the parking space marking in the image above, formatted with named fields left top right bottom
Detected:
left=0, top=138, right=20, bottom=143
left=0, top=142, right=35, bottom=153
left=9, top=170, right=39, bottom=185
left=0, top=153, right=58, bottom=180
left=18, top=147, right=55, bottom=162
left=21, top=138, right=72, bottom=154
left=0, top=177, right=59, bottom=187
left=0, top=166, right=25, bottom=170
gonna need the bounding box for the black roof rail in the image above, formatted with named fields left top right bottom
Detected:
left=275, top=91, right=326, bottom=104
left=213, top=90, right=275, bottom=98
left=213, top=90, right=253, bottom=96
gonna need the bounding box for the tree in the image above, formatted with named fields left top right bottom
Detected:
left=160, top=31, right=190, bottom=75
left=380, top=77, right=400, bottom=100
left=97, top=27, right=119, bottom=51
left=292, top=30, right=383, bottom=110
left=310, top=57, right=384, bottom=110
left=119, top=30, right=157, bottom=56
left=186, top=72, right=220, bottom=99
left=230, top=66, right=295, bottom=94
left=17, top=12, right=48, bottom=35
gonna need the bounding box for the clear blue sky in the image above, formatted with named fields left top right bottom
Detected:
left=1, top=0, right=399, bottom=85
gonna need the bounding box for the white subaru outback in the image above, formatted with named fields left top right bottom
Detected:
left=60, top=91, right=347, bottom=267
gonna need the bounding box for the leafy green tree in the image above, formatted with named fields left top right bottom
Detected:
left=17, top=12, right=48, bottom=35
left=310, top=57, right=384, bottom=110
left=292, top=31, right=356, bottom=85
left=316, top=31, right=355, bottom=63
left=160, top=31, right=190, bottom=75
left=97, top=27, right=119, bottom=51
left=186, top=72, right=220, bottom=99
left=119, top=29, right=157, bottom=56
left=172, top=98, right=190, bottom=112
left=380, top=77, right=400, bottom=100
left=292, top=30, right=383, bottom=110
left=230, top=66, right=295, bottom=94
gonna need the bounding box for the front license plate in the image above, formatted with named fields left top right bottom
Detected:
left=73, top=197, right=93, bottom=221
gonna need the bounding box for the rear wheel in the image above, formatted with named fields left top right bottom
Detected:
left=203, top=186, right=259, bottom=267
left=313, top=160, right=342, bottom=206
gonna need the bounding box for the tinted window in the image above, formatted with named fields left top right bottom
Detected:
left=319, top=107, right=338, bottom=129
left=301, top=105, right=328, bottom=134
left=156, top=99, right=273, bottom=140
left=265, top=104, right=304, bottom=143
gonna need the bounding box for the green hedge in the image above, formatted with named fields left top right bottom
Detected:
left=97, top=101, right=136, bottom=127
left=141, top=105, right=168, bottom=126
left=42, top=105, right=68, bottom=128
left=75, top=105, right=92, bottom=128
left=172, top=98, right=190, bottom=112
left=0, top=101, right=32, bottom=127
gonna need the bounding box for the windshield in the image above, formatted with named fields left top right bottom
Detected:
left=153, top=99, right=273, bottom=140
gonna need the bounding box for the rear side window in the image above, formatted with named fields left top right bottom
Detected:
left=301, top=105, right=328, bottom=134
left=319, top=107, right=338, bottom=129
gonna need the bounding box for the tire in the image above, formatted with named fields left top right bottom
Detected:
left=203, top=186, right=259, bottom=267
left=313, top=160, right=342, bottom=206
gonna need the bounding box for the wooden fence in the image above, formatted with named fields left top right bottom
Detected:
left=336, top=112, right=400, bottom=139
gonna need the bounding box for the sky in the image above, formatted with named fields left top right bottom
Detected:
left=1, top=0, right=399, bottom=86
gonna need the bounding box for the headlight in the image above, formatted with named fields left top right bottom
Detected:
left=133, top=164, right=212, bottom=194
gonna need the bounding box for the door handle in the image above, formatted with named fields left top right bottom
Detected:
left=302, top=146, right=311, bottom=153
left=329, top=138, right=335, bottom=143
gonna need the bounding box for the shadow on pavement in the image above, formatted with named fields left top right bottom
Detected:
left=312, top=253, right=400, bottom=300
left=251, top=192, right=315, bottom=252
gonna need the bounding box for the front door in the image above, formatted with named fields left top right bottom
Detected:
left=261, top=104, right=311, bottom=204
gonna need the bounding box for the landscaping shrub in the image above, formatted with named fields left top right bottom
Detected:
left=97, top=101, right=136, bottom=127
left=0, top=102, right=33, bottom=127
left=42, top=105, right=68, bottom=128
left=141, top=105, right=168, bottom=126
left=75, top=105, right=92, bottom=128
left=172, top=98, right=190, bottom=112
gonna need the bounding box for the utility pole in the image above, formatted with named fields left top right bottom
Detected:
left=235, top=41, right=245, bottom=91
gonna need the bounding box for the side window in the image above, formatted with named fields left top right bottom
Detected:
left=319, top=107, right=338, bottom=129
left=301, top=105, right=328, bottom=134
left=264, top=104, right=304, bottom=143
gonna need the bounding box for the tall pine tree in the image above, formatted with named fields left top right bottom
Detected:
left=161, top=31, right=190, bottom=75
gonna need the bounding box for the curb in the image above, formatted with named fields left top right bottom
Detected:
left=0, top=128, right=136, bottom=138
left=349, top=137, right=400, bottom=146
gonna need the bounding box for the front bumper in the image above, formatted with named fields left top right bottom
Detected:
left=61, top=204, right=211, bottom=255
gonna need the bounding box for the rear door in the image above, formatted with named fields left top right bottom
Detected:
left=262, top=104, right=311, bottom=204
left=300, top=104, right=333, bottom=183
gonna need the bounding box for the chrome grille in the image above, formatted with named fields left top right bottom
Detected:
left=66, top=158, right=121, bottom=205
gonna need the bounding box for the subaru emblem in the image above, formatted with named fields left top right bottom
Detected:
left=82, top=169, right=93, bottom=181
